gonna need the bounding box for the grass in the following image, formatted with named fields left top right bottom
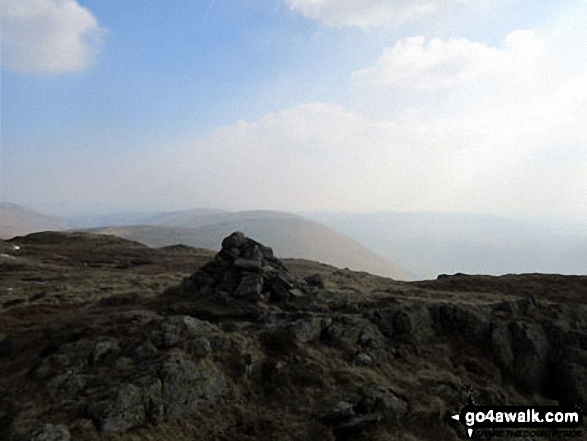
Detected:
left=1, top=231, right=586, bottom=440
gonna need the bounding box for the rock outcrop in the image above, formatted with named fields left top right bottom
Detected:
left=1, top=232, right=586, bottom=440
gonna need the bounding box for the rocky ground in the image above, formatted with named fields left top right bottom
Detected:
left=0, top=231, right=586, bottom=440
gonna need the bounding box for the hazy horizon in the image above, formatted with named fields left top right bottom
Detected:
left=2, top=0, right=587, bottom=221
left=3, top=199, right=587, bottom=228
left=3, top=201, right=587, bottom=279
left=4, top=200, right=587, bottom=233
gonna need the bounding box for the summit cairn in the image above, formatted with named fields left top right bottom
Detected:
left=181, top=232, right=307, bottom=303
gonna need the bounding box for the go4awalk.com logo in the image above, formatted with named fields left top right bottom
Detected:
left=451, top=402, right=583, bottom=438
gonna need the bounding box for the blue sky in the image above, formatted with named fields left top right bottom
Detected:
left=2, top=0, right=586, bottom=217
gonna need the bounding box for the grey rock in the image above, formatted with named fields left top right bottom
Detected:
left=242, top=244, right=262, bottom=260
left=234, top=273, right=264, bottom=300
left=364, top=349, right=390, bottom=363
left=89, top=383, right=146, bottom=432
left=114, top=357, right=134, bottom=371
left=221, top=231, right=247, bottom=251
left=510, top=322, right=551, bottom=392
left=234, top=258, right=262, bottom=271
left=516, top=295, right=538, bottom=314
left=372, top=305, right=435, bottom=343
left=141, top=378, right=165, bottom=425
left=433, top=303, right=491, bottom=343
left=22, top=424, right=71, bottom=441
left=59, top=374, right=87, bottom=395
left=492, top=322, right=514, bottom=370
left=393, top=306, right=434, bottom=343
left=321, top=401, right=355, bottom=423
left=186, top=337, right=212, bottom=357
left=357, top=385, right=408, bottom=419
left=208, top=334, right=238, bottom=352
left=157, top=315, right=219, bottom=349
left=50, top=339, right=94, bottom=369
left=87, top=353, right=226, bottom=432
left=216, top=270, right=240, bottom=293
left=324, top=316, right=386, bottom=349
left=181, top=315, right=220, bottom=336
left=284, top=317, right=326, bottom=343
left=289, top=288, right=304, bottom=298
left=159, top=354, right=225, bottom=421
left=269, top=275, right=293, bottom=301
left=260, top=245, right=274, bottom=259
left=91, top=339, right=120, bottom=362
left=133, top=341, right=159, bottom=359
left=353, top=352, right=374, bottom=366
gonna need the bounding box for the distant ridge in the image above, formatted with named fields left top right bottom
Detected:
left=66, top=208, right=229, bottom=228
left=0, top=203, right=71, bottom=239
left=90, top=210, right=415, bottom=280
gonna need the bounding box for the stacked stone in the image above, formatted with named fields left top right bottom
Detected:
left=182, top=232, right=311, bottom=303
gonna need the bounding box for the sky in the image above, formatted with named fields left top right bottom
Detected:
left=1, top=0, right=587, bottom=218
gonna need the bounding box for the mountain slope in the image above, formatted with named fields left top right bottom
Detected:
left=91, top=211, right=414, bottom=280
left=0, top=203, right=70, bottom=239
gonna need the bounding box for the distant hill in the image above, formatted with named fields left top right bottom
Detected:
left=66, top=208, right=228, bottom=228
left=148, top=208, right=230, bottom=226
left=0, top=203, right=70, bottom=239
left=90, top=210, right=414, bottom=280
left=304, top=211, right=587, bottom=279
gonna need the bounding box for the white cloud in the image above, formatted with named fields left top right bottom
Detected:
left=127, top=16, right=587, bottom=215
left=285, top=0, right=479, bottom=28
left=2, top=0, right=106, bottom=74
left=354, top=30, right=546, bottom=89
left=11, top=3, right=586, bottom=218
left=125, top=85, right=585, bottom=215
